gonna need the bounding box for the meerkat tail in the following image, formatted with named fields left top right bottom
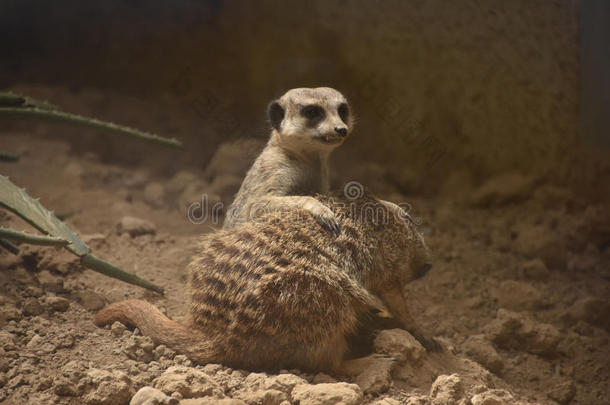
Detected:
left=95, top=299, right=216, bottom=364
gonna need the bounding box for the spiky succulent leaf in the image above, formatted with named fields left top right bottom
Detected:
left=0, top=227, right=68, bottom=246
left=0, top=91, right=58, bottom=110
left=0, top=175, right=89, bottom=256
left=0, top=106, right=182, bottom=148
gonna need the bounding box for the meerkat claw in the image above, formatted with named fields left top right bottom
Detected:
left=414, top=331, right=442, bottom=352
left=316, top=215, right=341, bottom=236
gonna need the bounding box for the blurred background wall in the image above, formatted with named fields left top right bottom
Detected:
left=1, top=0, right=608, bottom=199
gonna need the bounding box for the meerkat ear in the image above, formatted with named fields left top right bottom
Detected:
left=267, top=101, right=285, bottom=131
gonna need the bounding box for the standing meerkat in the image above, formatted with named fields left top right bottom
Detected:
left=223, top=87, right=353, bottom=234
left=96, top=192, right=439, bottom=372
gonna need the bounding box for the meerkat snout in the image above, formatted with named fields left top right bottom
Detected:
left=414, top=263, right=432, bottom=280
left=334, top=127, right=348, bottom=136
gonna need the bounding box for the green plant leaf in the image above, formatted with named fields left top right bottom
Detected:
left=0, top=227, right=69, bottom=246
left=0, top=91, right=58, bottom=110
left=0, top=107, right=182, bottom=149
left=0, top=175, right=89, bottom=256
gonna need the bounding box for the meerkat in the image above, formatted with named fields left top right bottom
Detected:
left=96, top=191, right=439, bottom=372
left=223, top=87, right=353, bottom=234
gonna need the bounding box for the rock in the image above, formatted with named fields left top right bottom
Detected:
left=370, top=398, right=401, bottom=405
left=0, top=303, right=21, bottom=326
left=167, top=171, right=198, bottom=195
left=24, top=285, right=43, bottom=298
left=352, top=356, right=394, bottom=394
left=173, top=355, right=192, bottom=366
left=485, top=309, right=561, bottom=356
left=547, top=380, right=576, bottom=405
left=519, top=259, right=550, bottom=281
left=573, top=205, right=610, bottom=251
left=567, top=247, right=600, bottom=274
left=54, top=377, right=79, bottom=397
left=55, top=332, right=75, bottom=350
left=201, top=364, right=223, bottom=375
left=312, top=373, right=337, bottom=384
left=144, top=182, right=166, bottom=208
left=77, top=290, right=107, bottom=311
left=64, top=162, right=83, bottom=178
left=153, top=366, right=223, bottom=399
left=180, top=398, right=247, bottom=405
left=179, top=183, right=224, bottom=224
left=124, top=170, right=149, bottom=188
left=470, top=172, right=536, bottom=207
left=0, top=357, right=9, bottom=373
left=470, top=389, right=514, bottom=405
left=262, top=374, right=308, bottom=394
left=44, top=295, right=70, bottom=312
left=62, top=359, right=87, bottom=380
left=37, top=270, right=64, bottom=292
left=405, top=396, right=430, bottom=405
left=513, top=224, right=567, bottom=270
left=123, top=335, right=155, bottom=362
left=291, top=383, right=363, bottom=405
left=490, top=280, right=547, bottom=311
left=0, top=250, right=22, bottom=270
left=373, top=329, right=426, bottom=363
left=130, top=386, right=177, bottom=405
left=234, top=389, right=288, bottom=405
left=37, top=250, right=79, bottom=275
left=83, top=368, right=134, bottom=405
left=241, top=372, right=267, bottom=389
left=153, top=344, right=176, bottom=361
left=461, top=335, right=504, bottom=374
left=429, top=374, right=463, bottom=405
left=438, top=169, right=475, bottom=203
left=82, top=233, right=107, bottom=247
left=561, top=297, right=610, bottom=332
left=6, top=374, right=27, bottom=390
left=203, top=139, right=264, bottom=181
left=208, top=174, right=243, bottom=206
left=111, top=321, right=128, bottom=337
left=532, top=185, right=573, bottom=210
left=22, top=297, right=44, bottom=316
left=26, top=334, right=44, bottom=349
left=231, top=373, right=295, bottom=404
left=177, top=181, right=207, bottom=206
left=0, top=330, right=16, bottom=351
left=117, top=216, right=157, bottom=237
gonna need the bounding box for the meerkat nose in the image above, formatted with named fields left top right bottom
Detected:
left=414, top=263, right=432, bottom=280
left=334, top=127, right=348, bottom=137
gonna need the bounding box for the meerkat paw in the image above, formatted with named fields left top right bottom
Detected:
left=312, top=205, right=341, bottom=235
left=337, top=354, right=397, bottom=377
left=409, top=329, right=443, bottom=352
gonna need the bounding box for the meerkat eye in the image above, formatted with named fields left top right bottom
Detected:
left=338, top=103, right=349, bottom=124
left=300, top=105, right=325, bottom=121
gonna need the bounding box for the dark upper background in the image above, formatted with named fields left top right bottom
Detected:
left=1, top=0, right=608, bottom=200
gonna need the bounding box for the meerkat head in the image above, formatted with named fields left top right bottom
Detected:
left=267, top=87, right=354, bottom=152
left=341, top=194, right=431, bottom=287
left=375, top=199, right=433, bottom=285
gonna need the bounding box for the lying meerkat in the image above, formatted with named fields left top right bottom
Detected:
left=223, top=87, right=353, bottom=234
left=96, top=191, right=439, bottom=373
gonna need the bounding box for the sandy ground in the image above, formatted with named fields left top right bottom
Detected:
left=0, top=89, right=609, bottom=405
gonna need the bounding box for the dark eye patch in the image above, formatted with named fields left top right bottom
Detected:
left=300, top=104, right=325, bottom=124
left=338, top=103, right=349, bottom=124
